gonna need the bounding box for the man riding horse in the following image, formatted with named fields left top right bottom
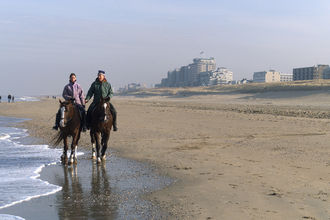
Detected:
left=53, top=73, right=87, bottom=132
left=85, top=70, right=118, bottom=131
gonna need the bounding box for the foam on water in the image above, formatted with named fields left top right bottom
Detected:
left=15, top=96, right=39, bottom=102
left=0, top=116, right=65, bottom=218
left=0, top=214, right=25, bottom=220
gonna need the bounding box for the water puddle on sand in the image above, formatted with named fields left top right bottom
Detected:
left=1, top=151, right=174, bottom=220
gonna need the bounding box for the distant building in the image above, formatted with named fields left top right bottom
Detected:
left=238, top=78, right=252, bottom=84
left=158, top=57, right=232, bottom=87
left=117, top=83, right=146, bottom=93
left=200, top=67, right=233, bottom=86
left=280, top=73, right=293, bottom=82
left=253, top=70, right=281, bottom=83
left=321, top=66, right=330, bottom=79
left=293, top=64, right=329, bottom=81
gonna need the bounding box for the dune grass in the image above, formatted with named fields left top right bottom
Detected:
left=118, top=80, right=330, bottom=97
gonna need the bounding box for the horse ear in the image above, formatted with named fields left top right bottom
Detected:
left=59, top=99, right=62, bottom=104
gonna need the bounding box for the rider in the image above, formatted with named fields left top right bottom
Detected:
left=85, top=70, right=118, bottom=131
left=52, top=73, right=87, bottom=131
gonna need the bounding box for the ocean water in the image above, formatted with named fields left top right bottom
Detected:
left=1, top=96, right=39, bottom=102
left=0, top=116, right=62, bottom=220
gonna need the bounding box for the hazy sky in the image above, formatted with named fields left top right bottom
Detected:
left=1, top=0, right=330, bottom=96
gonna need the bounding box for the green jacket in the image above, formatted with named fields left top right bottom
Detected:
left=86, top=78, right=113, bottom=104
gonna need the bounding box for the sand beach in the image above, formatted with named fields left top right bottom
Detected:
left=1, top=84, right=330, bottom=219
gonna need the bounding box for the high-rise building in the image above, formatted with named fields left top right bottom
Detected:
left=157, top=57, right=232, bottom=87
left=189, top=58, right=216, bottom=86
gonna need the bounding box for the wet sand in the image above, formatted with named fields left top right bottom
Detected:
left=1, top=90, right=330, bottom=219
left=1, top=151, right=171, bottom=219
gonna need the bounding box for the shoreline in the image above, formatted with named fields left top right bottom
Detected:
left=1, top=152, right=173, bottom=219
left=0, top=116, right=174, bottom=219
left=1, top=92, right=330, bottom=219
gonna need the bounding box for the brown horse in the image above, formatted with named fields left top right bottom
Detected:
left=53, top=99, right=82, bottom=165
left=90, top=97, right=113, bottom=163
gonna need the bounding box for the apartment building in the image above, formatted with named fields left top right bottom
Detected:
left=253, top=70, right=281, bottom=83
left=293, top=65, right=329, bottom=81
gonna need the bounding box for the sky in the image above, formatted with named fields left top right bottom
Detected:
left=0, top=0, right=330, bottom=96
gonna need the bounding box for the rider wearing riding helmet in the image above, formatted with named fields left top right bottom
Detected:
left=85, top=70, right=118, bottom=131
left=52, top=73, right=87, bottom=132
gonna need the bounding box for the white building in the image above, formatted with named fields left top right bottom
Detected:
left=199, top=67, right=233, bottom=86
left=253, top=70, right=281, bottom=83
left=280, top=73, right=293, bottom=82
left=209, top=67, right=233, bottom=85
left=117, top=83, right=146, bottom=93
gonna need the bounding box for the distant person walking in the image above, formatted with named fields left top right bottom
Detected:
left=7, top=94, right=11, bottom=103
left=11, top=96, right=14, bottom=103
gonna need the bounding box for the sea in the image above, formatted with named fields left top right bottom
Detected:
left=2, top=96, right=39, bottom=103
left=0, top=97, right=61, bottom=220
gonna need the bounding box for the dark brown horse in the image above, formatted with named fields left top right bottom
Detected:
left=90, top=97, right=113, bottom=163
left=53, top=99, right=82, bottom=165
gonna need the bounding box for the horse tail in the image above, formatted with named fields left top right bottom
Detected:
left=51, top=131, right=65, bottom=146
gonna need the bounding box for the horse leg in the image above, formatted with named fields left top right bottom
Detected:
left=90, top=130, right=96, bottom=160
left=69, top=132, right=80, bottom=165
left=61, top=136, right=68, bottom=164
left=74, top=130, right=80, bottom=164
left=94, top=132, right=102, bottom=164
left=69, top=144, right=78, bottom=165
left=101, top=132, right=110, bottom=161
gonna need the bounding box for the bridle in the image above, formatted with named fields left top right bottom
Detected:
left=103, top=102, right=111, bottom=121
left=95, top=101, right=111, bottom=122
left=59, top=103, right=73, bottom=127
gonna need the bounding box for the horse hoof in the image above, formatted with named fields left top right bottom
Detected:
left=97, top=157, right=101, bottom=164
left=91, top=152, right=96, bottom=160
left=68, top=159, right=74, bottom=165
left=61, top=156, right=68, bottom=165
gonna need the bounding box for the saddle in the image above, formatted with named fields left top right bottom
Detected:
left=75, top=104, right=85, bottom=122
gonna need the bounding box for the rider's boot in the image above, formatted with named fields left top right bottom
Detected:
left=86, top=109, right=91, bottom=130
left=113, top=121, right=118, bottom=131
left=110, top=103, right=118, bottom=132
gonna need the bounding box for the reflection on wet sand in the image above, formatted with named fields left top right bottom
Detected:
left=56, top=164, right=117, bottom=220
left=90, top=163, right=116, bottom=219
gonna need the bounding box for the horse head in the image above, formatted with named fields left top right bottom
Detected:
left=96, top=97, right=111, bottom=122
left=59, top=99, right=75, bottom=128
